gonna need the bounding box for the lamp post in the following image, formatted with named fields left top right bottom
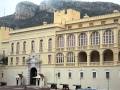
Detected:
left=107, top=78, right=109, bottom=90
left=16, top=75, right=19, bottom=86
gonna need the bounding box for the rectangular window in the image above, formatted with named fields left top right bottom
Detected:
left=68, top=25, right=72, bottom=29
left=101, top=21, right=106, bottom=25
left=68, top=72, right=72, bottom=79
left=48, top=39, right=52, bottom=51
left=1, top=73, right=3, bottom=78
left=48, top=55, right=51, bottom=64
left=40, top=40, right=43, bottom=52
left=58, top=72, right=60, bottom=78
left=3, top=50, right=5, bottom=56
left=114, top=19, right=118, bottom=23
left=89, top=22, right=94, bottom=26
left=106, top=72, right=110, bottom=79
left=16, top=57, right=19, bottom=65
left=80, top=72, right=83, bottom=79
left=93, top=72, right=96, bottom=78
left=22, top=57, right=25, bottom=65
left=78, top=23, right=83, bottom=28
left=10, top=57, right=13, bottom=65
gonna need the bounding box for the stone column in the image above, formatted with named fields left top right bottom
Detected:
left=64, top=34, right=67, bottom=51
left=100, top=51, right=103, bottom=66
left=64, top=53, right=67, bottom=67
left=100, top=30, right=103, bottom=48
left=114, top=50, right=119, bottom=65
left=75, top=33, right=78, bottom=50
left=114, top=29, right=118, bottom=48
left=87, top=32, right=90, bottom=49
left=87, top=53, right=90, bottom=66
left=75, top=52, right=78, bottom=67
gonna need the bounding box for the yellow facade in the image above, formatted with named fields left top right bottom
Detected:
left=0, top=9, right=120, bottom=90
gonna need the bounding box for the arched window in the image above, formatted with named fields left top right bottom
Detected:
left=103, top=29, right=114, bottom=44
left=48, top=38, right=52, bottom=51
left=67, top=34, right=75, bottom=47
left=23, top=41, right=26, bottom=53
left=22, top=57, right=25, bottom=65
left=16, top=42, right=20, bottom=54
left=58, top=35, right=64, bottom=48
left=56, top=53, right=64, bottom=63
left=90, top=51, right=100, bottom=62
left=103, top=49, right=113, bottom=61
left=91, top=32, right=100, bottom=45
left=11, top=43, right=14, bottom=54
left=78, top=52, right=87, bottom=62
left=16, top=57, right=19, bottom=65
left=40, top=39, right=43, bottom=52
left=79, top=33, right=87, bottom=46
left=31, top=40, right=35, bottom=52
left=67, top=52, right=75, bottom=63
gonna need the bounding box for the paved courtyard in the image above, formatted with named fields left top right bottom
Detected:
left=0, top=86, right=50, bottom=90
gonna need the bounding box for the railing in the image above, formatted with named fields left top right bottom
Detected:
left=22, top=51, right=26, bottom=54
left=117, top=61, right=120, bottom=65
left=67, top=47, right=75, bottom=51
left=102, top=44, right=114, bottom=48
left=16, top=51, right=19, bottom=54
left=55, top=63, right=64, bottom=66
left=78, top=46, right=87, bottom=50
left=39, top=49, right=43, bottom=52
left=10, top=52, right=14, bottom=55
left=78, top=62, right=87, bottom=66
left=66, top=62, right=75, bottom=66
left=89, top=45, right=100, bottom=49
left=103, top=61, right=114, bottom=65
left=56, top=48, right=64, bottom=51
left=90, top=62, right=100, bottom=66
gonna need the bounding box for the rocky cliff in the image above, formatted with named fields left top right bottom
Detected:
left=0, top=0, right=120, bottom=29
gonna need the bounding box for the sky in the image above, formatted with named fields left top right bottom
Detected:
left=0, top=0, right=120, bottom=17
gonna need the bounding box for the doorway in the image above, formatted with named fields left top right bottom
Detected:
left=30, top=68, right=37, bottom=85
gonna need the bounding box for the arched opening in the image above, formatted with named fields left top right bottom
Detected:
left=78, top=52, right=87, bottom=62
left=103, top=49, right=113, bottom=61
left=30, top=68, right=37, bottom=85
left=90, top=51, right=100, bottom=62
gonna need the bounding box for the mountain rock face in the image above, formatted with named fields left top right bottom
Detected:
left=15, top=1, right=38, bottom=20
left=0, top=0, right=120, bottom=29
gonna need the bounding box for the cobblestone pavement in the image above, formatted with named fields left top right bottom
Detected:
left=0, top=86, right=51, bottom=90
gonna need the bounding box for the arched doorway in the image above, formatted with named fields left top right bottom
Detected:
left=30, top=68, right=37, bottom=85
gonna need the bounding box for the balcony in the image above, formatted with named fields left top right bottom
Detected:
left=22, top=51, right=26, bottom=54
left=103, top=61, right=114, bottom=66
left=48, top=49, right=52, bottom=52
left=55, top=63, right=64, bottom=66
left=39, top=49, right=43, bottom=53
left=90, top=62, right=100, bottom=66
left=67, top=47, right=75, bottom=51
left=10, top=52, right=14, bottom=55
left=117, top=61, right=120, bottom=65
left=66, top=62, right=75, bottom=66
left=78, top=62, right=87, bottom=66
left=16, top=51, right=19, bottom=55
left=102, top=44, right=114, bottom=48
left=78, top=46, right=87, bottom=50
left=89, top=45, right=100, bottom=49
left=56, top=48, right=64, bottom=51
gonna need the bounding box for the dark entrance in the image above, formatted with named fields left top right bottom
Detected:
left=30, top=68, right=37, bottom=85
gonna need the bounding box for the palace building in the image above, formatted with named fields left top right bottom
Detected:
left=0, top=9, right=120, bottom=90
